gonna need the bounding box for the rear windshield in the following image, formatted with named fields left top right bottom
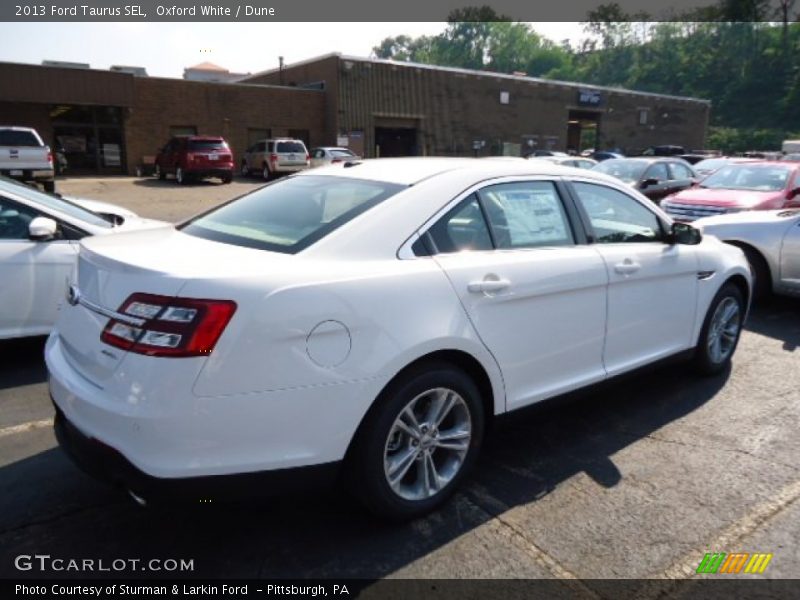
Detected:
left=593, top=159, right=648, bottom=184
left=188, top=139, right=228, bottom=151
left=0, top=176, right=112, bottom=228
left=180, top=175, right=405, bottom=253
left=0, top=130, right=42, bottom=147
left=276, top=141, right=306, bottom=153
left=331, top=149, right=356, bottom=158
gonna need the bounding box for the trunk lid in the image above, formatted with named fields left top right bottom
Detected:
left=56, top=227, right=291, bottom=385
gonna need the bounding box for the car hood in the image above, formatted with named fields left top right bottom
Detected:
left=65, top=195, right=168, bottom=232
left=668, top=187, right=784, bottom=208
left=694, top=209, right=800, bottom=229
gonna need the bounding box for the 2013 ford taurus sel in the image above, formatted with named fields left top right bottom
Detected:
left=47, top=158, right=751, bottom=519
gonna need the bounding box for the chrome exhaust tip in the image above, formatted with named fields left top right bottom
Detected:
left=127, top=489, right=148, bottom=507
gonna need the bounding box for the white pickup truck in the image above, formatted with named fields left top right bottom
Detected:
left=0, top=126, right=56, bottom=192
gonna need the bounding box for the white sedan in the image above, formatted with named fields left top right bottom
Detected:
left=47, top=158, right=750, bottom=519
left=0, top=177, right=166, bottom=339
left=695, top=209, right=800, bottom=299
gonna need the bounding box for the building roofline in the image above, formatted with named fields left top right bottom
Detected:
left=236, top=52, right=342, bottom=82
left=242, top=52, right=710, bottom=105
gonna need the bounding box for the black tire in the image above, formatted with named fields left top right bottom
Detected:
left=346, top=362, right=485, bottom=520
left=740, top=246, right=771, bottom=302
left=42, top=180, right=55, bottom=193
left=241, top=162, right=250, bottom=177
left=222, top=173, right=233, bottom=184
left=155, top=164, right=165, bottom=180
left=693, top=282, right=745, bottom=376
left=262, top=164, right=271, bottom=181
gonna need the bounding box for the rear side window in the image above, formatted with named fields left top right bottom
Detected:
left=0, top=130, right=42, bottom=147
left=188, top=139, right=228, bottom=151
left=276, top=141, right=307, bottom=153
left=428, top=195, right=493, bottom=253
left=180, top=175, right=404, bottom=254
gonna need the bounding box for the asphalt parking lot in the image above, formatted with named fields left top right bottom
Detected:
left=1, top=176, right=799, bottom=590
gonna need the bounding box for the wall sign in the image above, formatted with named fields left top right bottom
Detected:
left=577, top=90, right=603, bottom=107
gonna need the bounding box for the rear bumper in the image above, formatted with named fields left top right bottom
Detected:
left=185, top=167, right=233, bottom=179
left=53, top=402, right=340, bottom=502
left=272, top=164, right=309, bottom=173
left=0, top=168, right=54, bottom=182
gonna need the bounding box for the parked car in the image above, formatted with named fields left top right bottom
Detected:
left=781, top=153, right=800, bottom=162
left=530, top=149, right=569, bottom=157
left=641, top=145, right=686, bottom=157
left=592, top=157, right=698, bottom=204
left=154, top=136, right=234, bottom=185
left=310, top=147, right=360, bottom=168
left=693, top=157, right=757, bottom=179
left=695, top=209, right=800, bottom=299
left=241, top=138, right=310, bottom=180
left=0, top=126, right=55, bottom=192
left=591, top=150, right=625, bottom=162
left=47, top=158, right=750, bottom=519
left=0, top=176, right=166, bottom=339
left=533, top=156, right=598, bottom=170
left=662, top=162, right=800, bottom=222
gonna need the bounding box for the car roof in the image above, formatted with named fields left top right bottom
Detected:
left=295, top=156, right=623, bottom=186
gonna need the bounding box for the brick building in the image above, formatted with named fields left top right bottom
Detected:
left=0, top=55, right=710, bottom=175
left=243, top=54, right=711, bottom=160
left=0, top=61, right=325, bottom=175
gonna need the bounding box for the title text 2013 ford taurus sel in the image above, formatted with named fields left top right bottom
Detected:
left=47, top=158, right=751, bottom=519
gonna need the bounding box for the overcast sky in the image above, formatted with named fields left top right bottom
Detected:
left=0, top=22, right=586, bottom=78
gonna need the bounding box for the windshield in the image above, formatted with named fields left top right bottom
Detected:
left=0, top=176, right=112, bottom=228
left=593, top=160, right=647, bottom=184
left=694, top=158, right=729, bottom=172
left=700, top=164, right=792, bottom=192
left=180, top=175, right=405, bottom=253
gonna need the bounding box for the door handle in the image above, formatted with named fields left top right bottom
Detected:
left=468, top=278, right=511, bottom=293
left=614, top=259, right=641, bottom=275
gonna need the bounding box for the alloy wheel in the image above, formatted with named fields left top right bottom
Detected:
left=706, top=296, right=741, bottom=364
left=383, top=387, right=472, bottom=501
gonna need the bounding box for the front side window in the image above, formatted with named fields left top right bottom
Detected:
left=573, top=182, right=663, bottom=244
left=644, top=163, right=670, bottom=182
left=478, top=181, right=574, bottom=249
left=669, top=162, right=694, bottom=180
left=0, top=196, right=40, bottom=240
left=180, top=175, right=404, bottom=254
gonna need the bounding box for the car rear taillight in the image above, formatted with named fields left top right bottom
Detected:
left=269, top=153, right=278, bottom=163
left=101, top=293, right=236, bottom=358
left=47, top=151, right=53, bottom=166
left=331, top=158, right=343, bottom=164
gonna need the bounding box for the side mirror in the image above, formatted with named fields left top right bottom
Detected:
left=668, top=221, right=702, bottom=245
left=29, top=217, right=58, bottom=241
left=788, top=187, right=800, bottom=199
left=641, top=177, right=659, bottom=189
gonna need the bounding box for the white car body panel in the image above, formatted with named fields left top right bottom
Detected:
left=695, top=209, right=800, bottom=296
left=46, top=158, right=751, bottom=481
left=0, top=181, right=168, bottom=339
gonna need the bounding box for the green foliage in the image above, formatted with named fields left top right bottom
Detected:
left=708, top=127, right=800, bottom=153
left=371, top=2, right=800, bottom=146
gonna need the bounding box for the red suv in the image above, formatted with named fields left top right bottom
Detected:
left=154, top=136, right=234, bottom=185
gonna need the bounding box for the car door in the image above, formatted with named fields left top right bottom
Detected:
left=639, top=162, right=673, bottom=203
left=0, top=196, right=79, bottom=337
left=570, top=181, right=698, bottom=376
left=779, top=215, right=800, bottom=292
left=426, top=179, right=609, bottom=410
left=668, top=161, right=698, bottom=194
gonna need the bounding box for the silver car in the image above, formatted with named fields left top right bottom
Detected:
left=241, top=138, right=310, bottom=180
left=309, top=147, right=359, bottom=167
left=695, top=209, right=800, bottom=299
